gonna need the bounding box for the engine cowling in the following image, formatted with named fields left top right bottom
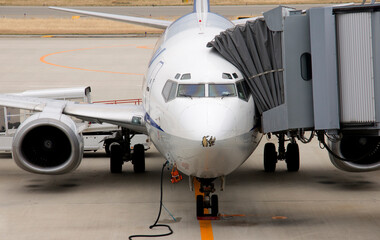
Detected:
left=328, top=135, right=380, bottom=172
left=12, top=113, right=84, bottom=175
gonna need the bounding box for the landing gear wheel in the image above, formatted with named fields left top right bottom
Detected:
left=105, top=147, right=110, bottom=156
left=211, top=195, right=219, bottom=217
left=133, top=144, right=145, bottom=173
left=110, top=143, right=123, bottom=173
left=264, top=143, right=277, bottom=172
left=105, top=140, right=118, bottom=157
left=105, top=142, right=111, bottom=156
left=196, top=195, right=204, bottom=217
left=286, top=143, right=300, bottom=172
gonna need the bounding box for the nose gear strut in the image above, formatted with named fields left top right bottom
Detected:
left=196, top=178, right=219, bottom=220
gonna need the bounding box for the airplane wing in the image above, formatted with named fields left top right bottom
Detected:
left=49, top=7, right=172, bottom=29
left=0, top=94, right=147, bottom=134
left=64, top=102, right=147, bottom=134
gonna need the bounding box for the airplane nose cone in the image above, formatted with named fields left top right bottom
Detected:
left=165, top=100, right=259, bottom=178
left=178, top=101, right=236, bottom=140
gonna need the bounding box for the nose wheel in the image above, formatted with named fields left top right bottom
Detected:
left=196, top=179, right=219, bottom=220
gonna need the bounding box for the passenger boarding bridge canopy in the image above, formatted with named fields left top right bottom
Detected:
left=207, top=18, right=283, bottom=114
left=208, top=4, right=380, bottom=135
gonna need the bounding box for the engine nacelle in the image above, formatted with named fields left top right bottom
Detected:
left=12, top=113, right=84, bottom=175
left=328, top=135, right=380, bottom=172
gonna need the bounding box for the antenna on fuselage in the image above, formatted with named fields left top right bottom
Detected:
left=194, top=0, right=209, bottom=33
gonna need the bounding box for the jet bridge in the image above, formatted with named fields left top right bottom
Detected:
left=208, top=3, right=380, bottom=172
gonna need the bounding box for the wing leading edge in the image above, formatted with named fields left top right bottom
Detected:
left=0, top=94, right=147, bottom=134
left=64, top=103, right=147, bottom=134
left=49, top=7, right=172, bottom=29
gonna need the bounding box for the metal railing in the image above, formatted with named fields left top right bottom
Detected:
left=93, top=98, right=142, bottom=105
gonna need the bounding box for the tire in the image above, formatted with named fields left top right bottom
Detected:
left=133, top=144, right=145, bottom=173
left=110, top=143, right=123, bottom=173
left=286, top=143, right=300, bottom=172
left=105, top=140, right=120, bottom=157
left=264, top=143, right=277, bottom=172
left=211, top=195, right=219, bottom=217
left=196, top=195, right=204, bottom=217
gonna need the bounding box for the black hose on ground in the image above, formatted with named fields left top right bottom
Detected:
left=128, top=161, right=173, bottom=239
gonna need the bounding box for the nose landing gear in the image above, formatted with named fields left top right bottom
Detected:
left=196, top=178, right=220, bottom=220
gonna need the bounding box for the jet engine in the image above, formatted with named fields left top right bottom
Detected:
left=327, top=135, right=380, bottom=172
left=12, top=113, right=84, bottom=175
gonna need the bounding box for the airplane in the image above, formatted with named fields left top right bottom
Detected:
left=0, top=0, right=377, bottom=219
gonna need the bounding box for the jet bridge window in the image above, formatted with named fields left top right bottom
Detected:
left=209, top=84, right=236, bottom=98
left=162, top=80, right=178, bottom=102
left=177, top=84, right=205, bottom=98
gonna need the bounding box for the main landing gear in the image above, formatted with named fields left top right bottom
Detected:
left=196, top=178, right=219, bottom=220
left=264, top=133, right=300, bottom=172
left=106, top=128, right=145, bottom=174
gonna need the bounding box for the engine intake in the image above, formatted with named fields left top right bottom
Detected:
left=328, top=135, right=380, bottom=172
left=12, top=113, right=84, bottom=174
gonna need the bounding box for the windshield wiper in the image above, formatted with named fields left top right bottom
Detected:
left=221, top=93, right=234, bottom=99
left=179, top=94, right=193, bottom=99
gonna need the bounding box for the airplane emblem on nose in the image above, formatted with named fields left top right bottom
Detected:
left=202, top=136, right=216, bottom=147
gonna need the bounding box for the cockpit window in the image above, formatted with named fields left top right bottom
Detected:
left=177, top=84, right=205, bottom=98
left=209, top=84, right=236, bottom=98
left=174, top=73, right=181, bottom=79
left=180, top=73, right=191, bottom=80
left=236, top=80, right=250, bottom=101
left=222, top=73, right=233, bottom=79
left=162, top=80, right=178, bottom=102
left=168, top=82, right=178, bottom=100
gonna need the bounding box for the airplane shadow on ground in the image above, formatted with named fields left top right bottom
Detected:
left=0, top=151, right=163, bottom=194
left=225, top=162, right=379, bottom=192
left=1, top=150, right=378, bottom=194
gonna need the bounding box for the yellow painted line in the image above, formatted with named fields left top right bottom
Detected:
left=40, top=44, right=151, bottom=75
left=199, top=220, right=214, bottom=239
left=194, top=179, right=214, bottom=240
left=41, top=35, right=54, bottom=38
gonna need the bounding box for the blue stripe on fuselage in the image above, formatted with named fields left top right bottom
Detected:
left=148, top=47, right=166, bottom=67
left=145, top=113, right=164, bottom=132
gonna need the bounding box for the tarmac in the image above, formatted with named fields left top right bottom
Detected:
left=1, top=37, right=380, bottom=240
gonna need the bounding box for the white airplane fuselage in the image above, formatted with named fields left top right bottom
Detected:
left=143, top=12, right=262, bottom=179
